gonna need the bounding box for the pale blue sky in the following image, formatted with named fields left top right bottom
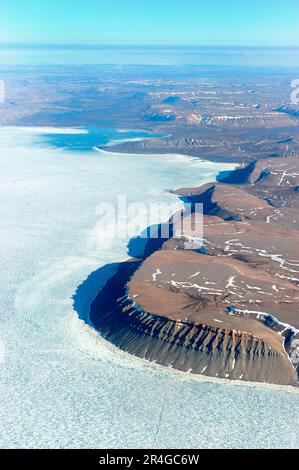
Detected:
left=0, top=0, right=299, bottom=46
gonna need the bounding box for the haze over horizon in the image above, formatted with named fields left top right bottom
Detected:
left=0, top=0, right=299, bottom=47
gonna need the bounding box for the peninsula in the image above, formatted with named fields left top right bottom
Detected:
left=90, top=156, right=299, bottom=386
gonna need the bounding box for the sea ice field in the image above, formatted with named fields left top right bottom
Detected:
left=0, top=126, right=298, bottom=449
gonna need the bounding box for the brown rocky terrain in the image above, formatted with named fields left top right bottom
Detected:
left=36, top=64, right=299, bottom=386
left=91, top=156, right=299, bottom=386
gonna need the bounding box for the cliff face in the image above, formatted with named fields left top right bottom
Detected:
left=99, top=299, right=297, bottom=386
left=90, top=251, right=298, bottom=386
left=90, top=156, right=299, bottom=387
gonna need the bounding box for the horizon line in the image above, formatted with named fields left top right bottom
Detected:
left=1, top=42, right=299, bottom=49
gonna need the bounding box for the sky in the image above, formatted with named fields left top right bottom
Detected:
left=0, top=0, right=299, bottom=46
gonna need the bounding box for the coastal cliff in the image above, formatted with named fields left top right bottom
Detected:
left=92, top=285, right=297, bottom=386
left=90, top=156, right=299, bottom=386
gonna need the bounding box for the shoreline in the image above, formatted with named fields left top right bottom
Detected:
left=96, top=142, right=242, bottom=165
left=86, top=255, right=298, bottom=387
left=73, top=147, right=237, bottom=364
left=74, top=142, right=299, bottom=387
left=74, top=296, right=299, bottom=394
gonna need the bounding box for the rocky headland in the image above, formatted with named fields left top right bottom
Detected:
left=90, top=156, right=299, bottom=387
